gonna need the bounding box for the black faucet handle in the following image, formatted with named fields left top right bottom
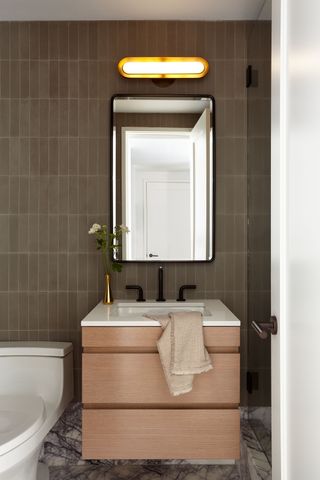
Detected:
left=156, top=266, right=166, bottom=302
left=126, top=285, right=145, bottom=302
left=177, top=285, right=197, bottom=302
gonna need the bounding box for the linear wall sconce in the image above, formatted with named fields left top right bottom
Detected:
left=118, top=57, right=209, bottom=79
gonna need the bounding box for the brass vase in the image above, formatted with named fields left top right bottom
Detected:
left=103, top=273, right=113, bottom=304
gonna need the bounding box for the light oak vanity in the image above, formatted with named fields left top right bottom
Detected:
left=81, top=300, right=240, bottom=460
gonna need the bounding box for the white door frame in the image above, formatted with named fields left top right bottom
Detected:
left=272, top=0, right=320, bottom=477
left=271, top=0, right=287, bottom=475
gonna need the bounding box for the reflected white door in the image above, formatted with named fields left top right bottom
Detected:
left=145, top=181, right=191, bottom=260
left=191, top=108, right=210, bottom=259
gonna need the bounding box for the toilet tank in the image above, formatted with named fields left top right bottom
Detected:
left=0, top=342, right=74, bottom=416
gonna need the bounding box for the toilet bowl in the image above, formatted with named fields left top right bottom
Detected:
left=0, top=342, right=74, bottom=480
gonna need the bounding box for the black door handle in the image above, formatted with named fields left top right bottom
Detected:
left=251, top=316, right=278, bottom=339
left=149, top=253, right=159, bottom=258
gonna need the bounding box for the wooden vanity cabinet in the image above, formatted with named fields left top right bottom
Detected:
left=82, top=326, right=240, bottom=460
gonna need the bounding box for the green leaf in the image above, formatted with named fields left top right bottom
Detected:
left=112, top=262, right=123, bottom=272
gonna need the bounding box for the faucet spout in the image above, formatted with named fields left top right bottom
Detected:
left=156, top=266, right=166, bottom=302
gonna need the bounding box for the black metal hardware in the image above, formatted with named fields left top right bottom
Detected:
left=149, top=253, right=159, bottom=258
left=152, top=78, right=175, bottom=88
left=156, top=266, right=166, bottom=302
left=246, top=65, right=252, bottom=88
left=251, top=316, right=278, bottom=339
left=176, top=284, right=197, bottom=302
left=246, top=65, right=259, bottom=88
left=247, top=371, right=259, bottom=394
left=125, top=285, right=145, bottom=302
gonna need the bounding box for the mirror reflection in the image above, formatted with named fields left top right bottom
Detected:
left=112, top=96, right=215, bottom=262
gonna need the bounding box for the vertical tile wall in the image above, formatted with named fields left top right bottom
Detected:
left=0, top=21, right=249, bottom=401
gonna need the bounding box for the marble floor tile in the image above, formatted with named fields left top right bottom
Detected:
left=248, top=408, right=271, bottom=431
left=49, top=464, right=241, bottom=480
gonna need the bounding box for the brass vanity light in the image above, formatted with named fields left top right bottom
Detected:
left=118, top=57, right=209, bottom=79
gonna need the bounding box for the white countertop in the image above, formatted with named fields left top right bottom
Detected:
left=81, top=299, right=241, bottom=327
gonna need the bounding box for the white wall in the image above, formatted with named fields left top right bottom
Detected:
left=272, top=0, right=320, bottom=478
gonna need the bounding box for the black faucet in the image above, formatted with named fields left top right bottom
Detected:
left=156, top=266, right=166, bottom=302
left=126, top=285, right=145, bottom=302
left=177, top=285, right=197, bottom=301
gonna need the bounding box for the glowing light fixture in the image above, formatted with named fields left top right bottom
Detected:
left=118, top=57, right=209, bottom=79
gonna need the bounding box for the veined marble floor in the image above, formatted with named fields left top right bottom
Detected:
left=42, top=403, right=271, bottom=480
left=49, top=464, right=242, bottom=479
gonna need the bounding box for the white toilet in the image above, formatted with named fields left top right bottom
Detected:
left=0, top=341, right=74, bottom=480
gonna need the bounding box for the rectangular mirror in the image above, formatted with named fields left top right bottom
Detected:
left=111, top=95, right=215, bottom=262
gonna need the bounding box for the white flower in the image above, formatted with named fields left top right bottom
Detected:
left=88, top=223, right=101, bottom=235
left=119, top=224, right=130, bottom=233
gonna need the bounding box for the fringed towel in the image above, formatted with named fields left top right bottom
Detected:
left=145, top=311, right=212, bottom=396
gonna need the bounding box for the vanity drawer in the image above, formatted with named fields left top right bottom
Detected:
left=82, top=408, right=240, bottom=459
left=82, top=353, right=240, bottom=406
left=82, top=326, right=240, bottom=352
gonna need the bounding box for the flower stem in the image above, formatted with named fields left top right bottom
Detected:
left=102, top=248, right=109, bottom=275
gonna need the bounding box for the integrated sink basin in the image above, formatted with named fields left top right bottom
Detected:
left=114, top=302, right=208, bottom=317
left=81, top=300, right=241, bottom=327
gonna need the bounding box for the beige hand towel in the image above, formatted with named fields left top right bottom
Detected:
left=146, top=311, right=212, bottom=396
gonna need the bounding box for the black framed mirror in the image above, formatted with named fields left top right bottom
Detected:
left=111, top=94, right=215, bottom=263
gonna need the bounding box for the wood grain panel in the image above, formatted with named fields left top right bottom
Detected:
left=82, top=353, right=240, bottom=406
left=82, top=409, right=240, bottom=460
left=82, top=326, right=240, bottom=352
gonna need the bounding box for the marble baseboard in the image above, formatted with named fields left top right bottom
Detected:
left=42, top=403, right=270, bottom=479
left=248, top=407, right=271, bottom=431
left=248, top=407, right=272, bottom=465
left=241, top=420, right=271, bottom=480
left=241, top=407, right=249, bottom=421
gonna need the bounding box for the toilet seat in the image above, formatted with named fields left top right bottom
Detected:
left=0, top=395, right=45, bottom=456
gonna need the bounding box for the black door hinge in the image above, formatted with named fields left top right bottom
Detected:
left=246, top=65, right=252, bottom=88
left=247, top=371, right=259, bottom=394
left=246, top=65, right=259, bottom=88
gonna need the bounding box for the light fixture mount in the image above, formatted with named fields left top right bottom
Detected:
left=118, top=57, right=209, bottom=79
